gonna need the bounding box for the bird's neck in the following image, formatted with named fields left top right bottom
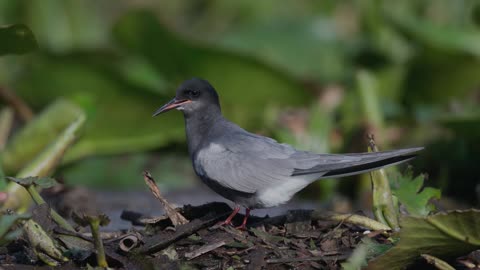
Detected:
left=184, top=107, right=222, bottom=156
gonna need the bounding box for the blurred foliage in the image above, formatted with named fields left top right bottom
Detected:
left=342, top=237, right=392, bottom=270
left=2, top=108, right=85, bottom=212
left=0, top=24, right=37, bottom=56
left=0, top=213, right=30, bottom=246
left=0, top=0, right=478, bottom=203
left=369, top=210, right=480, bottom=270
left=2, top=99, right=83, bottom=174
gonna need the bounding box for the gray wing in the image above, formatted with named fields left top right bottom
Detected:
left=195, top=132, right=298, bottom=194
left=196, top=128, right=422, bottom=194
left=290, top=147, right=423, bottom=177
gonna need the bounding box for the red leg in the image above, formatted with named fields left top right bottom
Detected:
left=235, top=208, right=250, bottom=230
left=218, top=205, right=240, bottom=226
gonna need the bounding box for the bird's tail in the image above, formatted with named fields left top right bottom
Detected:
left=291, top=147, right=423, bottom=179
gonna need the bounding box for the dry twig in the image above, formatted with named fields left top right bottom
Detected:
left=143, top=171, right=189, bottom=226
left=184, top=240, right=227, bottom=260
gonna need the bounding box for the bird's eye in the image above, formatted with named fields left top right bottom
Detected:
left=187, top=89, right=200, bottom=97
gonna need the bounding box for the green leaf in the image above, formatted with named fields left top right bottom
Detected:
left=388, top=11, right=480, bottom=56
left=5, top=176, right=35, bottom=187
left=12, top=10, right=311, bottom=162
left=2, top=99, right=85, bottom=174
left=392, top=171, right=441, bottom=217
left=368, top=210, right=480, bottom=270
left=32, top=177, right=58, bottom=189
left=5, top=176, right=57, bottom=189
left=0, top=24, right=37, bottom=56
left=437, top=113, right=480, bottom=140
left=112, top=10, right=312, bottom=126
left=217, top=20, right=348, bottom=82
left=72, top=212, right=110, bottom=228
left=342, top=237, right=392, bottom=270
left=97, top=214, right=110, bottom=227
left=71, top=212, right=89, bottom=227
left=0, top=213, right=31, bottom=240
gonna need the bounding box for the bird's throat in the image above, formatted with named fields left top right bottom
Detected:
left=184, top=107, right=222, bottom=157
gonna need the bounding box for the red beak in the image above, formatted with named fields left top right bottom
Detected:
left=152, top=98, right=191, bottom=116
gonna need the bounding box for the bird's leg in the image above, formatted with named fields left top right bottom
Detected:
left=235, top=208, right=250, bottom=230
left=218, top=205, right=241, bottom=226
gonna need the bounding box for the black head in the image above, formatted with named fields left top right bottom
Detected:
left=152, top=78, right=220, bottom=117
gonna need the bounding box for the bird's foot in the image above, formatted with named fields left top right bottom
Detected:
left=234, top=224, right=247, bottom=230
left=214, top=205, right=240, bottom=227
left=216, top=220, right=233, bottom=226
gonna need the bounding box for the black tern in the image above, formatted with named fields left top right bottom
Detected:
left=153, top=78, right=423, bottom=229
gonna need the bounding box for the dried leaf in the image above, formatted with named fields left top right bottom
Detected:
left=250, top=228, right=287, bottom=245
left=421, top=254, right=455, bottom=270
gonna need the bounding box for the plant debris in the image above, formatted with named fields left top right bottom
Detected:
left=0, top=201, right=377, bottom=269
left=143, top=171, right=189, bottom=226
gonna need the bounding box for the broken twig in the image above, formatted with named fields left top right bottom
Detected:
left=312, top=212, right=391, bottom=231
left=143, top=171, right=188, bottom=226
left=139, top=211, right=228, bottom=254
left=184, top=240, right=227, bottom=260
left=266, top=254, right=350, bottom=264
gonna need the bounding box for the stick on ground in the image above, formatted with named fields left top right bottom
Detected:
left=184, top=240, right=227, bottom=260
left=143, top=171, right=189, bottom=226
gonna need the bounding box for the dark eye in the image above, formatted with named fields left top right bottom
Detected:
left=186, top=89, right=200, bottom=97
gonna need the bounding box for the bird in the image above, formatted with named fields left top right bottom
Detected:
left=153, top=78, right=423, bottom=229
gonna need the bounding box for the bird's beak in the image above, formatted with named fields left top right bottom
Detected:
left=152, top=98, right=191, bottom=116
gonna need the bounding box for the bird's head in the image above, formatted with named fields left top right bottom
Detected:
left=153, top=78, right=220, bottom=117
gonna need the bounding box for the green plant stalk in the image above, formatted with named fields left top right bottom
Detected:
left=89, top=219, right=108, bottom=268
left=356, top=70, right=396, bottom=226
left=368, top=137, right=400, bottom=230
left=1, top=114, right=85, bottom=212
left=26, top=185, right=75, bottom=232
